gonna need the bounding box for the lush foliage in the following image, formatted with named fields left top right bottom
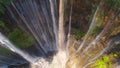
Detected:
left=0, top=0, right=11, bottom=14
left=0, top=0, right=34, bottom=53
left=105, top=0, right=120, bottom=9
left=91, top=54, right=118, bottom=68
left=8, top=28, right=35, bottom=49
left=91, top=56, right=110, bottom=68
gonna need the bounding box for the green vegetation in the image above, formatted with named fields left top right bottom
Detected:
left=92, top=27, right=100, bottom=35
left=0, top=21, right=8, bottom=32
left=105, top=0, right=120, bottom=9
left=91, top=53, right=118, bottom=68
left=0, top=0, right=11, bottom=14
left=0, top=4, right=5, bottom=14
left=97, top=11, right=104, bottom=23
left=0, top=18, right=34, bottom=50
left=88, top=4, right=98, bottom=24
left=76, top=31, right=84, bottom=40
left=113, top=53, right=118, bottom=57
left=0, top=21, right=5, bottom=28
left=0, top=0, right=12, bottom=32
left=0, top=18, right=34, bottom=49
left=0, top=48, right=11, bottom=54
left=0, top=0, right=11, bottom=4
left=92, top=11, right=104, bottom=35
left=0, top=0, right=34, bottom=54
left=0, top=0, right=119, bottom=67
left=8, top=28, right=35, bottom=49
left=90, top=56, right=110, bottom=68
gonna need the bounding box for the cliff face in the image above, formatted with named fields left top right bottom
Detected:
left=0, top=0, right=120, bottom=68
left=65, top=1, right=120, bottom=68
left=65, top=0, right=120, bottom=37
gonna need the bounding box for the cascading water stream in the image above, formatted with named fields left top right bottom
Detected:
left=7, top=0, right=68, bottom=68
left=0, top=33, right=38, bottom=63
left=11, top=0, right=52, bottom=54
left=0, top=55, right=25, bottom=65
left=83, top=9, right=120, bottom=52
left=76, top=4, right=100, bottom=53
left=0, top=0, right=120, bottom=68
left=66, top=4, right=73, bottom=55
left=83, top=34, right=120, bottom=68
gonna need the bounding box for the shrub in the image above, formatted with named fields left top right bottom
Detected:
left=8, top=28, right=35, bottom=49
left=76, top=31, right=84, bottom=40
left=90, top=56, right=113, bottom=68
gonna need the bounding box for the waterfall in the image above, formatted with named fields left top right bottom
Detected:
left=0, top=0, right=119, bottom=68
left=0, top=33, right=38, bottom=63
left=10, top=0, right=58, bottom=54
left=5, top=0, right=67, bottom=68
